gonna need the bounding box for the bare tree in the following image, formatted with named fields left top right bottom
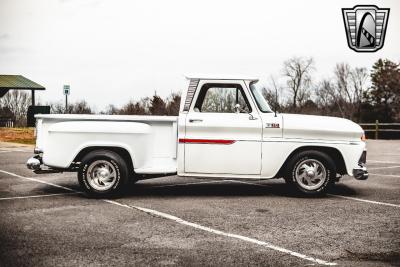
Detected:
left=260, top=76, right=283, bottom=113
left=119, top=100, right=146, bottom=115
left=49, top=101, right=65, bottom=114
left=49, top=100, right=93, bottom=114
left=315, top=79, right=333, bottom=108
left=334, top=63, right=351, bottom=98
left=102, top=104, right=119, bottom=115
left=330, top=63, right=369, bottom=120
left=314, top=79, right=344, bottom=116
left=102, top=92, right=181, bottom=116
left=0, top=90, right=31, bottom=126
left=350, top=67, right=368, bottom=121
left=71, top=100, right=92, bottom=114
left=283, top=57, right=314, bottom=110
left=312, top=64, right=369, bottom=121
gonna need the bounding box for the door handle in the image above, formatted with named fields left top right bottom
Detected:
left=189, top=119, right=203, bottom=123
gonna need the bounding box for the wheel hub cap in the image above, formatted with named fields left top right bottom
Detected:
left=99, top=168, right=110, bottom=179
left=294, top=159, right=327, bottom=191
left=86, top=160, right=117, bottom=191
left=306, top=170, right=315, bottom=178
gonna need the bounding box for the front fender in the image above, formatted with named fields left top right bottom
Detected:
left=261, top=140, right=364, bottom=178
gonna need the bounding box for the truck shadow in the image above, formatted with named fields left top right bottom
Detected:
left=121, top=180, right=359, bottom=199
left=329, top=183, right=358, bottom=196
left=35, top=179, right=359, bottom=199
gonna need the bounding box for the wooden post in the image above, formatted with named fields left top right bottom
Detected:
left=375, top=120, right=379, bottom=140
left=31, top=89, right=35, bottom=106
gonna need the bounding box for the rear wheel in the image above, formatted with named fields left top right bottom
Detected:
left=284, top=150, right=336, bottom=195
left=78, top=150, right=129, bottom=197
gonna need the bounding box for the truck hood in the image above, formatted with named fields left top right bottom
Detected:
left=281, top=113, right=364, bottom=142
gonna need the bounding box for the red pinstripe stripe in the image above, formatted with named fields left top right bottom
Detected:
left=179, top=138, right=236, bottom=145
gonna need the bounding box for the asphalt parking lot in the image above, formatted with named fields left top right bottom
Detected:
left=0, top=140, right=399, bottom=266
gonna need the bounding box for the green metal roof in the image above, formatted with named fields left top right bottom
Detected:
left=0, top=75, right=45, bottom=90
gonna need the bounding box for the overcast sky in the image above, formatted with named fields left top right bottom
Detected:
left=0, top=0, right=399, bottom=111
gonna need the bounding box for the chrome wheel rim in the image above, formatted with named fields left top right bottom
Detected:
left=295, top=159, right=327, bottom=190
left=87, top=160, right=117, bottom=191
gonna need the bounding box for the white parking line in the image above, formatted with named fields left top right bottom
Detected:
left=0, top=170, right=79, bottom=193
left=370, top=173, right=400, bottom=178
left=221, top=179, right=400, bottom=208
left=327, top=194, right=400, bottom=208
left=0, top=150, right=29, bottom=153
left=0, top=150, right=30, bottom=153
left=0, top=150, right=13, bottom=153
left=369, top=165, right=400, bottom=170
left=368, top=160, right=399, bottom=164
left=0, top=192, right=79, bottom=201
left=0, top=169, right=336, bottom=266
left=105, top=199, right=336, bottom=266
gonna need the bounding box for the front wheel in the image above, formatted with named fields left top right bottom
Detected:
left=78, top=150, right=129, bottom=197
left=284, top=150, right=336, bottom=195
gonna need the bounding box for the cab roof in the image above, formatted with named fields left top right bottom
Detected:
left=185, top=74, right=259, bottom=83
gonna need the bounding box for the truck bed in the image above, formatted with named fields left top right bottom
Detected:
left=35, top=114, right=178, bottom=174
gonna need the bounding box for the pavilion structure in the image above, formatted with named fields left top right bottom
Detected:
left=0, top=75, right=45, bottom=106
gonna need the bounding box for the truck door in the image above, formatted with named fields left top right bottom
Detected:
left=182, top=81, right=262, bottom=175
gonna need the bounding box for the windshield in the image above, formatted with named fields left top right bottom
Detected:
left=249, top=82, right=273, bottom=113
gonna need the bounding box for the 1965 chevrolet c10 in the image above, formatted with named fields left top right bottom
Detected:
left=27, top=76, right=368, bottom=196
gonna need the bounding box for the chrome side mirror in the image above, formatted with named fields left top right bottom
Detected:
left=235, top=103, right=258, bottom=120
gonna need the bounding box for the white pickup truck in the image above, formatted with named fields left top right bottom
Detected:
left=27, top=76, right=368, bottom=196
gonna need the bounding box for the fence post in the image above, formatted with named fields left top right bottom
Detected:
left=375, top=120, right=379, bottom=140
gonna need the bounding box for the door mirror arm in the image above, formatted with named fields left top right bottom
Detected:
left=235, top=104, right=258, bottom=120
left=248, top=113, right=258, bottom=120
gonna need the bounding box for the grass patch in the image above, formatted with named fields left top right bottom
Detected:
left=0, top=127, right=35, bottom=145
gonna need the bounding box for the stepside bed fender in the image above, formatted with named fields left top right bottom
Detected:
left=43, top=121, right=152, bottom=169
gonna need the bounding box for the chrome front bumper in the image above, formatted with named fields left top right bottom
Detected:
left=353, top=165, right=368, bottom=180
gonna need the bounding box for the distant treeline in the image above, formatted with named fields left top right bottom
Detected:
left=0, top=58, right=399, bottom=126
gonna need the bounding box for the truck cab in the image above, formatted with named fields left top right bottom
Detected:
left=177, top=77, right=280, bottom=176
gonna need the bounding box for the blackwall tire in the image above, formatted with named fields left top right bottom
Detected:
left=78, top=150, right=129, bottom=197
left=285, top=150, right=336, bottom=196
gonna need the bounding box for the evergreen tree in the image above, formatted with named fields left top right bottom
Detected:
left=369, top=59, right=400, bottom=122
left=149, top=93, right=167, bottom=115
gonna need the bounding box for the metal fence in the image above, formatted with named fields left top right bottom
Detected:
left=359, top=120, right=400, bottom=139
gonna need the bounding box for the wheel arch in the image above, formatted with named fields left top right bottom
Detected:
left=275, top=145, right=347, bottom=178
left=73, top=146, right=134, bottom=174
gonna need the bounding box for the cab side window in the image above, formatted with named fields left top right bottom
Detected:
left=194, top=84, right=251, bottom=113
